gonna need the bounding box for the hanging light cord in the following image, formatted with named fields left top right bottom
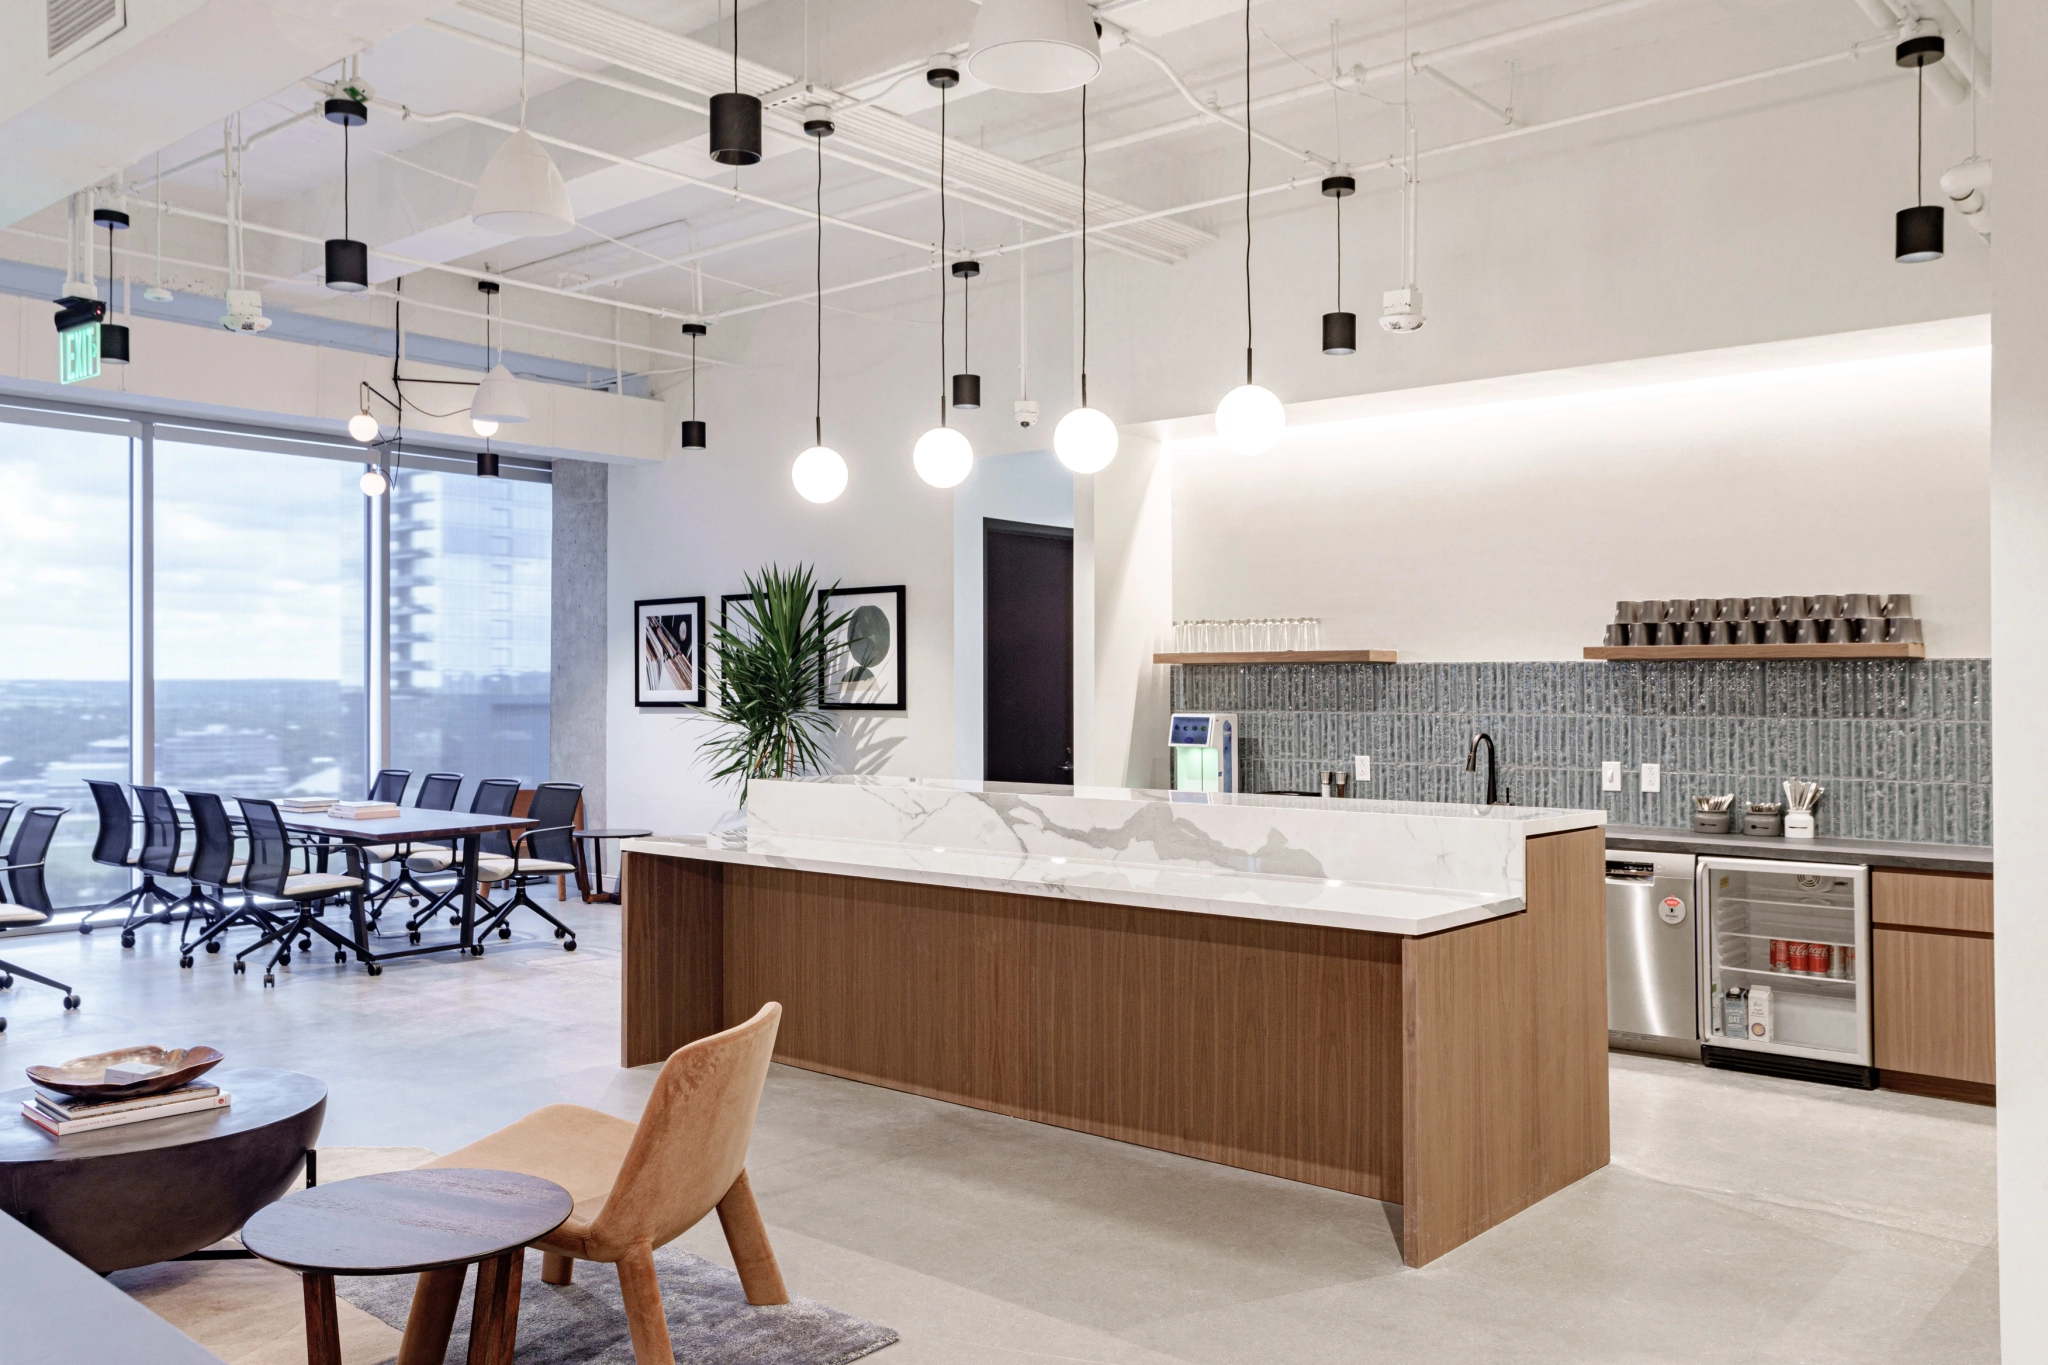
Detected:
left=690, top=330, right=697, bottom=419
left=939, top=82, right=948, bottom=427
left=1334, top=192, right=1342, bottom=310
left=518, top=0, right=529, bottom=129
left=811, top=134, right=823, bottom=445
left=1915, top=60, right=1925, bottom=207
left=734, top=0, right=741, bottom=94
left=1243, top=0, right=1253, bottom=386
left=1079, top=83, right=1089, bottom=408
left=343, top=119, right=351, bottom=239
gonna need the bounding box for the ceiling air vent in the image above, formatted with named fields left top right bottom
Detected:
left=48, top=0, right=124, bottom=64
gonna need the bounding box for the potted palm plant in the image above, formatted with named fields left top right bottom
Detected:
left=701, top=563, right=851, bottom=803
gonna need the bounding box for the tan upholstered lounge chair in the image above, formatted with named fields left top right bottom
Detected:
left=402, top=1003, right=788, bottom=1364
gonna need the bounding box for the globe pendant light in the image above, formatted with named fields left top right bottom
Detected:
left=1054, top=83, right=1117, bottom=474
left=1895, top=35, right=1946, bottom=264
left=470, top=0, right=576, bottom=237
left=360, top=463, right=389, bottom=497
left=681, top=322, right=708, bottom=448
left=914, top=62, right=975, bottom=489
left=709, top=0, right=762, bottom=166
left=92, top=208, right=131, bottom=364
left=323, top=97, right=370, bottom=291
left=792, top=115, right=848, bottom=504
left=471, top=280, right=528, bottom=430
left=1320, top=171, right=1356, bottom=355
left=969, top=0, right=1101, bottom=94
left=1213, top=0, right=1283, bottom=457
left=348, top=387, right=379, bottom=442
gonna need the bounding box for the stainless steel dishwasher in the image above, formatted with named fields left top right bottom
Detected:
left=1606, top=852, right=1700, bottom=1057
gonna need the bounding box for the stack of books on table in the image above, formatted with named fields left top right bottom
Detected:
left=327, top=801, right=401, bottom=820
left=276, top=797, right=336, bottom=814
left=22, top=1083, right=232, bottom=1137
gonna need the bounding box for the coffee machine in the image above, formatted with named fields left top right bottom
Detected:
left=1168, top=713, right=1238, bottom=794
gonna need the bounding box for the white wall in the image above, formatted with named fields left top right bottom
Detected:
left=1169, top=323, right=1991, bottom=660
left=1084, top=434, right=1173, bottom=788
left=952, top=449, right=1073, bottom=780
left=1992, top=1, right=2048, bottom=1350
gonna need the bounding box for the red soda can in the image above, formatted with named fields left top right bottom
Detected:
left=1771, top=939, right=1789, bottom=972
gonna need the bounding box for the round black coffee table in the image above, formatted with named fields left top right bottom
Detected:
left=243, top=1168, right=572, bottom=1365
left=0, top=1067, right=324, bottom=1273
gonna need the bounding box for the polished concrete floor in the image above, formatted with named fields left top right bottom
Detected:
left=0, top=903, right=2000, bottom=1364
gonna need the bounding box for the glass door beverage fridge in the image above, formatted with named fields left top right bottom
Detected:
left=1697, top=858, right=1876, bottom=1088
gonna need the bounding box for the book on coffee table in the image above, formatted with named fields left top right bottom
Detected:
left=23, top=1084, right=231, bottom=1136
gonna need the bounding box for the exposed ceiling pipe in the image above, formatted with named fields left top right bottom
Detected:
left=131, top=107, right=319, bottom=191
left=1121, top=36, right=1334, bottom=169
left=1416, top=64, right=1513, bottom=126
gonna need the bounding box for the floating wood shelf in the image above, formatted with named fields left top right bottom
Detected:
left=1583, top=642, right=1926, bottom=662
left=1153, top=650, right=1399, bottom=665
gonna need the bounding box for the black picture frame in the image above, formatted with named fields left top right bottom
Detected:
left=633, top=596, right=705, bottom=708
left=819, top=585, right=906, bottom=711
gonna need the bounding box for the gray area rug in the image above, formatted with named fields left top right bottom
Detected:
left=337, top=1245, right=898, bottom=1364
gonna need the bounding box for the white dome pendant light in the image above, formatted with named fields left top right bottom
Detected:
left=471, top=280, right=528, bottom=432
left=471, top=0, right=576, bottom=238
left=792, top=113, right=848, bottom=504
left=969, top=0, right=1101, bottom=94
left=1054, top=82, right=1117, bottom=474
left=1213, top=0, right=1283, bottom=457
left=915, top=59, right=974, bottom=490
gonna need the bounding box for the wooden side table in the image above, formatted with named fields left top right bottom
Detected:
left=241, top=1167, right=570, bottom=1365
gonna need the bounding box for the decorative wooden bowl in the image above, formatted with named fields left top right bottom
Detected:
left=27, top=1046, right=226, bottom=1099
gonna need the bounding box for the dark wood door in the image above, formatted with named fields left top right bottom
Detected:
left=984, top=519, right=1073, bottom=784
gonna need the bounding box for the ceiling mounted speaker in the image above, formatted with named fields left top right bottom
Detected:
left=969, top=0, right=1101, bottom=93
left=471, top=130, right=576, bottom=237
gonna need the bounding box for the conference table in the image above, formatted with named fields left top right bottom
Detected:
left=283, top=809, right=532, bottom=967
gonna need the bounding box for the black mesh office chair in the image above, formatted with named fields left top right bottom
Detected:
left=369, top=769, right=411, bottom=804
left=0, top=806, right=83, bottom=1031
left=402, top=777, right=518, bottom=940
left=77, top=779, right=179, bottom=936
left=232, top=799, right=370, bottom=987
left=0, top=802, right=17, bottom=849
left=368, top=772, right=463, bottom=921
left=175, top=792, right=265, bottom=967
left=473, top=781, right=583, bottom=951
left=106, top=785, right=192, bottom=948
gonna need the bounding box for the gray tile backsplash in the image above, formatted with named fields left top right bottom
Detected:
left=1170, top=659, right=1991, bottom=845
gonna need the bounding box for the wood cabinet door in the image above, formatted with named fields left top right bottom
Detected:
left=1872, top=868, right=1993, bottom=934
left=1873, top=927, right=1996, bottom=1084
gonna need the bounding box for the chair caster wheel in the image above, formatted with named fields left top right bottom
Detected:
left=553, top=927, right=567, bottom=939
left=499, top=927, right=512, bottom=940
left=206, top=941, right=221, bottom=953
left=180, top=956, right=193, bottom=969
left=263, top=974, right=275, bottom=987
left=335, top=950, right=348, bottom=964
left=366, top=963, right=383, bottom=977
left=120, top=932, right=135, bottom=948
left=408, top=931, right=421, bottom=945
left=233, top=961, right=246, bottom=975
left=563, top=939, right=577, bottom=952
left=408, top=898, right=420, bottom=908
left=0, top=974, right=12, bottom=990
left=470, top=944, right=485, bottom=957
left=299, top=938, right=312, bottom=952
left=279, top=952, right=291, bottom=966
left=77, top=925, right=93, bottom=936
left=64, top=994, right=80, bottom=1010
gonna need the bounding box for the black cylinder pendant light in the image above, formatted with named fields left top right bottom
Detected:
left=709, top=2, right=762, bottom=165
left=681, top=322, right=708, bottom=448
left=1895, top=35, right=1945, bottom=264
left=951, top=260, right=982, bottom=408
left=324, top=96, right=370, bottom=291
left=93, top=208, right=131, bottom=363
left=1320, top=172, right=1356, bottom=354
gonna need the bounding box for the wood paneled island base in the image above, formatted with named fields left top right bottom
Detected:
left=621, top=826, right=1606, bottom=1267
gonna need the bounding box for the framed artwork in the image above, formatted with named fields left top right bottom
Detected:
left=819, top=585, right=906, bottom=710
left=634, top=597, right=705, bottom=707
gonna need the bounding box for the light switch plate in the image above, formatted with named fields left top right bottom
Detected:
left=1601, top=761, right=1622, bottom=792
left=1640, top=763, right=1662, bottom=793
left=1354, top=754, right=1371, bottom=783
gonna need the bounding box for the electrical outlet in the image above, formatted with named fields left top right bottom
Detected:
left=1601, top=761, right=1622, bottom=792
left=1640, top=763, right=1662, bottom=793
left=1354, top=754, right=1371, bottom=783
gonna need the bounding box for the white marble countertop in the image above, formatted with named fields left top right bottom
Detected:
left=621, top=832, right=1536, bottom=936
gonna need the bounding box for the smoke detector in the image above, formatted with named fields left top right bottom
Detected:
left=1380, top=286, right=1425, bottom=333
left=1014, top=398, right=1040, bottom=429
left=220, top=288, right=271, bottom=334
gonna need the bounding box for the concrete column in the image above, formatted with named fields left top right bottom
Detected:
left=1993, top=1, right=2048, bottom=1350
left=550, top=457, right=608, bottom=826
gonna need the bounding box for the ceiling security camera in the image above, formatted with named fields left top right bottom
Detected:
left=1014, top=398, right=1040, bottom=429
left=219, top=288, right=271, bottom=334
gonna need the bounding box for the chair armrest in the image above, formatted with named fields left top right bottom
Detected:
left=506, top=824, right=577, bottom=875
left=0, top=860, right=45, bottom=873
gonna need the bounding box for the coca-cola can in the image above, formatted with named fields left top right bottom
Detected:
left=1771, top=938, right=1789, bottom=973
left=1790, top=941, right=1812, bottom=974
left=1808, top=943, right=1833, bottom=975
left=1835, top=945, right=1856, bottom=980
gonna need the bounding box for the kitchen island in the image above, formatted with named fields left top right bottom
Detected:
left=619, top=778, right=1607, bottom=1266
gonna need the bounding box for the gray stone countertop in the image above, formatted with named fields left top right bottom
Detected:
left=1604, top=825, right=1992, bottom=874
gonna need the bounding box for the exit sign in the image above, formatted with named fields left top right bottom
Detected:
left=58, top=323, right=100, bottom=384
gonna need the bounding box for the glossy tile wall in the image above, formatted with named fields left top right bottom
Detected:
left=1170, top=659, right=1991, bottom=845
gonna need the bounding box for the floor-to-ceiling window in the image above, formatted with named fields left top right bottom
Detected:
left=389, top=466, right=551, bottom=792
left=0, top=403, right=551, bottom=910
left=0, top=415, right=134, bottom=909
left=153, top=439, right=369, bottom=799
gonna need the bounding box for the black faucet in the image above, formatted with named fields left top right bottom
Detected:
left=1466, top=732, right=1500, bottom=806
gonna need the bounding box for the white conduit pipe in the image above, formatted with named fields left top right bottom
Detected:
left=131, top=106, right=318, bottom=190
left=1123, top=38, right=1333, bottom=170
